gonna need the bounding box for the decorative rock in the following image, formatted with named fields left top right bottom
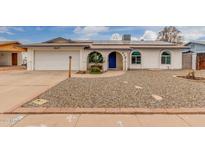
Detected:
left=22, top=70, right=205, bottom=108
left=135, top=85, right=142, bottom=89
left=32, top=99, right=48, bottom=105
left=152, top=94, right=163, bottom=101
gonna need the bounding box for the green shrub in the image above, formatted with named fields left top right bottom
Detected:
left=90, top=66, right=102, bottom=74
left=88, top=52, right=103, bottom=64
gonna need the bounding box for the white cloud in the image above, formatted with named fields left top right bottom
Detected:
left=0, top=27, right=14, bottom=35
left=0, top=37, right=11, bottom=41
left=0, top=26, right=24, bottom=35
left=74, top=26, right=109, bottom=38
left=111, top=33, right=139, bottom=41
left=131, top=36, right=139, bottom=41
left=140, top=26, right=205, bottom=42
left=76, top=26, right=205, bottom=42
left=12, top=27, right=24, bottom=32
left=140, top=30, right=157, bottom=41
left=177, top=27, right=205, bottom=41
left=110, top=31, right=157, bottom=41
left=111, top=33, right=122, bottom=40
left=18, top=39, right=32, bottom=44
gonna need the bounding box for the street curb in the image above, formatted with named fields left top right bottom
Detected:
left=4, top=107, right=205, bottom=114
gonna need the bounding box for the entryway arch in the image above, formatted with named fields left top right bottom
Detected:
left=87, top=51, right=104, bottom=70
left=108, top=51, right=123, bottom=70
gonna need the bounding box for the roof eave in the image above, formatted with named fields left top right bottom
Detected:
left=86, top=47, right=131, bottom=50
left=185, top=42, right=205, bottom=46
left=0, top=41, right=20, bottom=46
left=93, top=43, right=175, bottom=46
left=131, top=46, right=190, bottom=49
left=22, top=44, right=90, bottom=48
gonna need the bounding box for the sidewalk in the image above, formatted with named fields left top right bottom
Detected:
left=1, top=113, right=205, bottom=127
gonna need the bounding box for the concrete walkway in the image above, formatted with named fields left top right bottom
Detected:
left=1, top=113, right=205, bottom=127
left=0, top=70, right=67, bottom=113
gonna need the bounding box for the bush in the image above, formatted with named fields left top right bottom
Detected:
left=90, top=66, right=102, bottom=74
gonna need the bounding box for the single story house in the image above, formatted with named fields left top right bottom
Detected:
left=24, top=36, right=188, bottom=71
left=185, top=41, right=205, bottom=70
left=0, top=41, right=27, bottom=66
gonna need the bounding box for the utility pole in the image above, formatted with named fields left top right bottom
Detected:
left=68, top=56, right=72, bottom=78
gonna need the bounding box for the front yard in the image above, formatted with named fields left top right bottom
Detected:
left=23, top=70, right=205, bottom=108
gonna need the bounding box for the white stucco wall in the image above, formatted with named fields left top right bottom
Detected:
left=27, top=47, right=183, bottom=71
left=17, top=53, right=23, bottom=65
left=0, top=52, right=22, bottom=66
left=192, top=53, right=197, bottom=70
left=27, top=49, right=34, bottom=70
left=129, top=49, right=182, bottom=69
left=0, top=52, right=11, bottom=65
left=160, top=49, right=182, bottom=69
left=78, top=49, right=182, bottom=71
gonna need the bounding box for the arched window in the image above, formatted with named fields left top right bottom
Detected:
left=131, top=51, right=141, bottom=64
left=161, top=51, right=171, bottom=64
left=88, top=51, right=103, bottom=63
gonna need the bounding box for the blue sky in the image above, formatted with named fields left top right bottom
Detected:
left=0, top=26, right=204, bottom=43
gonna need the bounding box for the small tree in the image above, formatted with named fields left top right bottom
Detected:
left=88, top=52, right=104, bottom=73
left=157, top=26, right=184, bottom=44
left=88, top=52, right=103, bottom=65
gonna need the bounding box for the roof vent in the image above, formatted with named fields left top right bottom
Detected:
left=122, top=34, right=131, bottom=41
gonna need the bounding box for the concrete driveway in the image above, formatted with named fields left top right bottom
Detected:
left=0, top=70, right=67, bottom=113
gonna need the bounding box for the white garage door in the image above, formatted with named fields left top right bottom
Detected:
left=34, top=51, right=80, bottom=70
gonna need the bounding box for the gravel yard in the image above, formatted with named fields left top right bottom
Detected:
left=23, top=70, right=205, bottom=108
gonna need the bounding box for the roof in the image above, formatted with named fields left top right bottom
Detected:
left=23, top=37, right=188, bottom=49
left=185, top=41, right=205, bottom=46
left=92, top=40, right=175, bottom=46
left=23, top=37, right=92, bottom=47
left=0, top=41, right=20, bottom=46
left=0, top=41, right=27, bottom=52
left=43, top=37, right=92, bottom=43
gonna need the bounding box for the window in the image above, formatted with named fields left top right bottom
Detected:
left=161, top=51, right=171, bottom=64
left=132, top=51, right=141, bottom=64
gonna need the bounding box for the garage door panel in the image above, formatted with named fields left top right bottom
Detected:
left=35, top=51, right=80, bottom=70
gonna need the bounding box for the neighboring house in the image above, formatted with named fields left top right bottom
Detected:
left=24, top=36, right=188, bottom=71
left=185, top=41, right=205, bottom=53
left=0, top=41, right=27, bottom=66
left=185, top=41, right=205, bottom=69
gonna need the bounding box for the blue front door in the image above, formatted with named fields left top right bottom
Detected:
left=109, top=52, right=116, bottom=68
